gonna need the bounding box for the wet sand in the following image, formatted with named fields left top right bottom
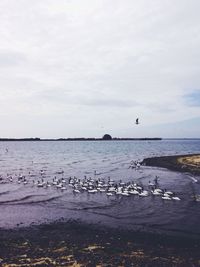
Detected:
left=142, top=154, right=200, bottom=176
left=1, top=220, right=200, bottom=267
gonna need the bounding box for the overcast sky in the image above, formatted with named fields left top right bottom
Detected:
left=0, top=0, right=200, bottom=138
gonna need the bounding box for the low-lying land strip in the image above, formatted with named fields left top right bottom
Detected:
left=142, top=154, right=200, bottom=175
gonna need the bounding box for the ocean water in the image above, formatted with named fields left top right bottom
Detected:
left=0, top=139, right=200, bottom=237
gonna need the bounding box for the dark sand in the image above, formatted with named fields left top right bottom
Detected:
left=1, top=154, right=200, bottom=267
left=0, top=220, right=200, bottom=267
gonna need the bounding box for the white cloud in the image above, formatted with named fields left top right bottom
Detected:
left=0, top=0, right=200, bottom=137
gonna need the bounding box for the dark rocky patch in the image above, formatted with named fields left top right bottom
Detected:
left=0, top=220, right=200, bottom=266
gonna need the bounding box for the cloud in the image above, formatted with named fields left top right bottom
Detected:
left=0, top=50, right=27, bottom=67
left=0, top=0, right=200, bottom=137
left=184, top=90, right=200, bottom=107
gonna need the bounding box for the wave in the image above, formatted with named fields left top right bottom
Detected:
left=0, top=191, right=10, bottom=196
left=85, top=210, right=122, bottom=219
left=109, top=168, right=119, bottom=172
left=69, top=205, right=112, bottom=211
left=188, top=176, right=198, bottom=183
left=67, top=199, right=120, bottom=211
left=0, top=195, right=61, bottom=205
left=111, top=160, right=124, bottom=165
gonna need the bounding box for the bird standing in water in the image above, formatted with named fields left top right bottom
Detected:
left=135, top=118, right=139, bottom=125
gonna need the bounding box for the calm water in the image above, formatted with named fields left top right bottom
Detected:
left=0, top=139, right=200, bottom=237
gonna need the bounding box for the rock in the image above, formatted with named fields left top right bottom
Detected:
left=102, top=134, right=112, bottom=140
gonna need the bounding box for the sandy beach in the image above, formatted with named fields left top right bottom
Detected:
left=178, top=155, right=200, bottom=168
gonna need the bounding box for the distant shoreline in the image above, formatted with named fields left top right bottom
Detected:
left=0, top=137, right=162, bottom=141
left=142, top=153, right=200, bottom=175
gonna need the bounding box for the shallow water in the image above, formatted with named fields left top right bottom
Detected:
left=0, top=139, right=200, bottom=237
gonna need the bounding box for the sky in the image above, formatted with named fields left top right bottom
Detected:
left=0, top=0, right=200, bottom=138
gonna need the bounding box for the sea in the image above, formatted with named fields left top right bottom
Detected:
left=0, top=139, right=200, bottom=238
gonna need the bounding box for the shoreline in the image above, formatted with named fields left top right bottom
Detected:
left=1, top=153, right=200, bottom=266
left=1, top=220, right=200, bottom=266
left=142, top=153, right=200, bottom=176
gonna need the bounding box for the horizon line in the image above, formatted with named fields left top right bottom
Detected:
left=0, top=137, right=162, bottom=141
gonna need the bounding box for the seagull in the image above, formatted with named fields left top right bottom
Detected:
left=135, top=118, right=139, bottom=125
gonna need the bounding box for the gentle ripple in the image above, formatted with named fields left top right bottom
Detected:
left=0, top=139, right=199, bottom=237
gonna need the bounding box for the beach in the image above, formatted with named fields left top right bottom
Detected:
left=1, top=220, right=200, bottom=267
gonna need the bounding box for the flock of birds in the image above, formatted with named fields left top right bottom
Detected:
left=67, top=176, right=181, bottom=201
left=0, top=169, right=181, bottom=201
